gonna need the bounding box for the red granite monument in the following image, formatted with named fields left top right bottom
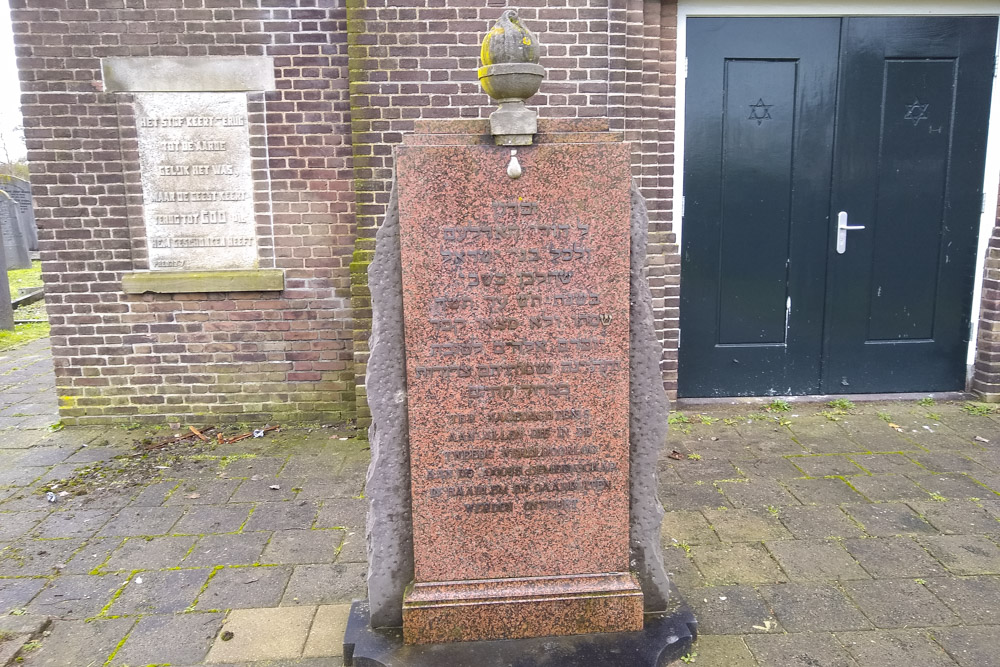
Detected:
left=343, top=10, right=695, bottom=666
left=398, top=133, right=639, bottom=643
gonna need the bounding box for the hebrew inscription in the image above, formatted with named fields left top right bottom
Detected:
left=397, top=142, right=632, bottom=581
left=134, top=92, right=257, bottom=270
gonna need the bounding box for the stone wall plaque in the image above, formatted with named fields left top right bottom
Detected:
left=134, top=92, right=257, bottom=271
left=396, top=140, right=643, bottom=643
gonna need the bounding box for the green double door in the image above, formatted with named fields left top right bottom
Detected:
left=680, top=16, right=998, bottom=397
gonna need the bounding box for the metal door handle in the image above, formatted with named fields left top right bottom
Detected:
left=836, top=211, right=865, bottom=254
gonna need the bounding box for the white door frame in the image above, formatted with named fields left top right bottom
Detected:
left=675, top=1, right=1000, bottom=370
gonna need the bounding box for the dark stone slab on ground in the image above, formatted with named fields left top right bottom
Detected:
left=343, top=597, right=696, bottom=667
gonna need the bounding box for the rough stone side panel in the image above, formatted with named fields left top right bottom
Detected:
left=628, top=182, right=672, bottom=612
left=365, top=182, right=413, bottom=628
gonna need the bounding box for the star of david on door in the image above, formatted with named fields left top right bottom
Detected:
left=904, top=99, right=929, bottom=126
left=748, top=98, right=773, bottom=125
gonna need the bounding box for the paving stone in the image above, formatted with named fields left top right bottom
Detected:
left=909, top=499, right=1000, bottom=535
left=335, top=529, right=366, bottom=563
left=26, top=573, right=120, bottom=619
left=218, top=456, right=286, bottom=478
left=848, top=474, right=933, bottom=502
left=760, top=582, right=871, bottom=632
left=262, top=529, right=343, bottom=565
left=843, top=503, right=938, bottom=536
left=681, top=634, right=756, bottom=667
left=103, top=535, right=197, bottom=571
left=0, top=577, right=44, bottom=614
left=173, top=504, right=252, bottom=535
left=836, top=629, right=956, bottom=667
left=230, top=477, right=299, bottom=502
left=0, top=510, right=48, bottom=540
left=907, top=452, right=989, bottom=475
left=703, top=508, right=792, bottom=542
left=932, top=626, right=1000, bottom=667
left=278, top=454, right=345, bottom=479
left=691, top=542, right=787, bottom=585
left=660, top=543, right=706, bottom=591
left=63, top=447, right=120, bottom=465
left=13, top=447, right=76, bottom=467
left=747, top=437, right=809, bottom=457
left=302, top=603, right=351, bottom=658
left=107, top=568, right=209, bottom=615
left=843, top=537, right=946, bottom=578
left=196, top=565, right=292, bottom=610
left=746, top=631, right=857, bottom=666
left=129, top=480, right=180, bottom=506
left=16, top=617, right=134, bottom=667
left=734, top=458, right=804, bottom=479
left=785, top=478, right=865, bottom=505
left=659, top=481, right=731, bottom=511
left=842, top=579, right=959, bottom=628
left=244, top=500, right=320, bottom=532
left=293, top=476, right=366, bottom=500
left=0, top=538, right=86, bottom=576
left=313, top=497, right=367, bottom=530
left=111, top=611, right=224, bottom=667
left=911, top=474, right=993, bottom=500
left=924, top=575, right=1000, bottom=624
left=919, top=534, right=1000, bottom=575
left=850, top=453, right=926, bottom=475
left=716, top=478, right=801, bottom=509
left=687, top=585, right=780, bottom=635
left=164, top=479, right=241, bottom=505
left=0, top=466, right=49, bottom=487
left=0, top=492, right=64, bottom=512
left=766, top=539, right=870, bottom=581
left=664, top=459, right=741, bottom=483
left=185, top=532, right=270, bottom=567
left=31, top=508, right=114, bottom=538
left=791, top=455, right=866, bottom=477
left=777, top=505, right=865, bottom=539
left=59, top=537, right=119, bottom=574
left=206, top=605, right=316, bottom=663
left=282, top=562, right=368, bottom=605
left=660, top=510, right=719, bottom=546
left=96, top=506, right=182, bottom=536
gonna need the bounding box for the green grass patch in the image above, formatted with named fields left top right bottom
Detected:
left=8, top=260, right=42, bottom=297
left=0, top=321, right=49, bottom=351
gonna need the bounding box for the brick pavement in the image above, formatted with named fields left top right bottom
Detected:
left=0, top=339, right=998, bottom=665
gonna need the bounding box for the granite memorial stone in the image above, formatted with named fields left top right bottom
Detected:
left=346, top=12, right=695, bottom=666
left=134, top=92, right=257, bottom=271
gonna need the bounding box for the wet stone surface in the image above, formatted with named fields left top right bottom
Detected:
left=0, top=341, right=999, bottom=663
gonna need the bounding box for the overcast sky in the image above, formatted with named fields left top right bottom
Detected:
left=0, top=0, right=26, bottom=161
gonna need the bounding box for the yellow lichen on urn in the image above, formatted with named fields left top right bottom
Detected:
left=479, top=10, right=540, bottom=68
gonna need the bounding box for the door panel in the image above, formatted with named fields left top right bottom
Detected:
left=719, top=60, right=797, bottom=346
left=822, top=17, right=998, bottom=393
left=681, top=16, right=998, bottom=398
left=680, top=18, right=840, bottom=397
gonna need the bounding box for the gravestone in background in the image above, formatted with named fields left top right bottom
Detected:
left=0, top=191, right=31, bottom=270
left=0, top=176, right=38, bottom=252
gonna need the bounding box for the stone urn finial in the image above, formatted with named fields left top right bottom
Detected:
left=478, top=10, right=545, bottom=146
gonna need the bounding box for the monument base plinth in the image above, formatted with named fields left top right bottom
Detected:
left=344, top=588, right=697, bottom=667
left=401, top=573, right=643, bottom=644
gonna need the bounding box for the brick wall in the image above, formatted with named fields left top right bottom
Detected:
left=11, top=0, right=683, bottom=425
left=11, top=0, right=357, bottom=425
left=972, top=189, right=1000, bottom=400
left=347, top=0, right=682, bottom=428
